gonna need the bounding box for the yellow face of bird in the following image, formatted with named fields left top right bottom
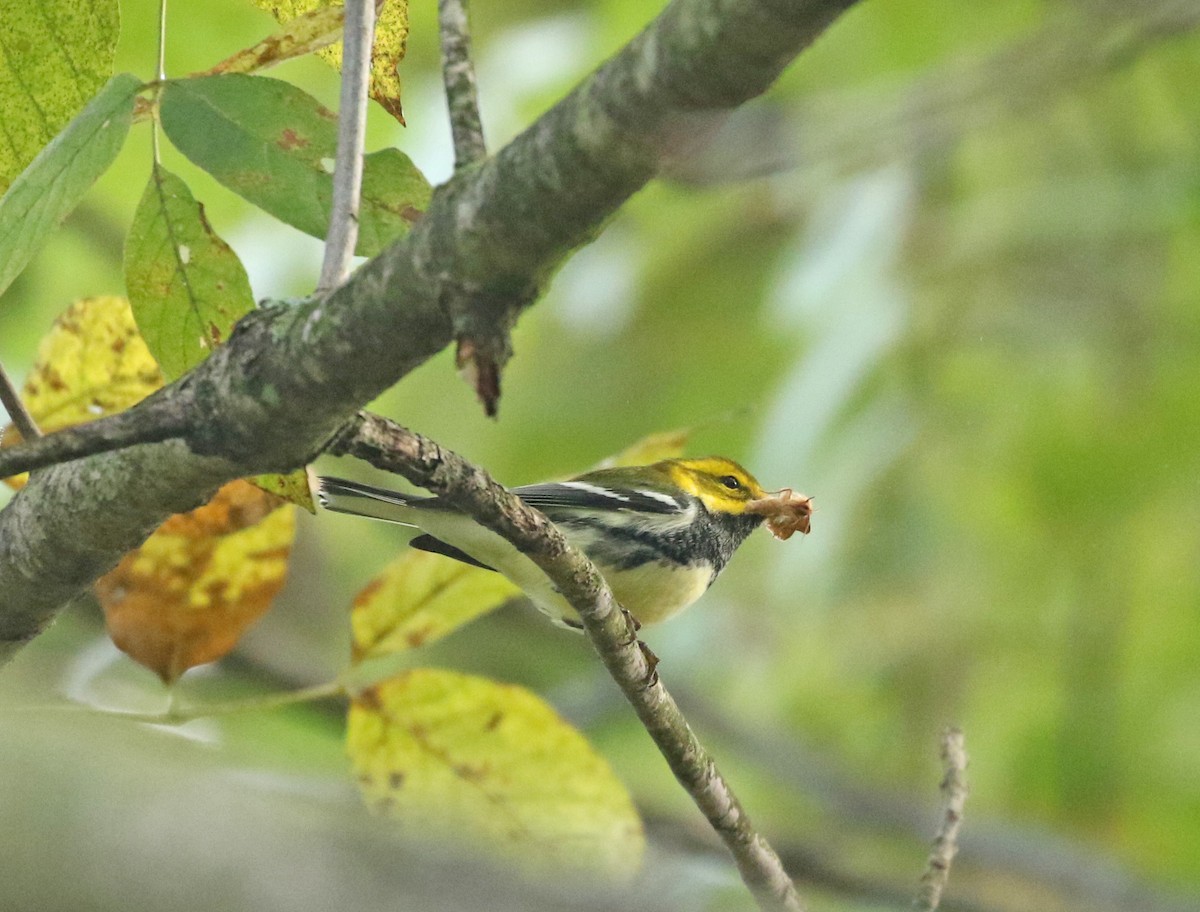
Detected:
left=660, top=456, right=768, bottom=514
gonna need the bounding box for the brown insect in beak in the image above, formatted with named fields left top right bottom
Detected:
left=745, top=488, right=813, bottom=540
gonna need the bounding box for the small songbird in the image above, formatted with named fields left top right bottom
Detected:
left=317, top=456, right=810, bottom=629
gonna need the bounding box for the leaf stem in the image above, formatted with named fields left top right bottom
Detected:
left=58, top=679, right=349, bottom=726
left=157, top=0, right=168, bottom=82
left=151, top=0, right=168, bottom=165
left=316, top=0, right=375, bottom=294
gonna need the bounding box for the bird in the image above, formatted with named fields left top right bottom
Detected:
left=317, top=456, right=809, bottom=629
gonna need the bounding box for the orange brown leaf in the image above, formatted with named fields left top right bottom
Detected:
left=96, top=480, right=295, bottom=683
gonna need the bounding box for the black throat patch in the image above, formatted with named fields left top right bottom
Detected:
left=559, top=504, right=763, bottom=576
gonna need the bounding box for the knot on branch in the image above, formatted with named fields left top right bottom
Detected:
left=439, top=277, right=534, bottom=417
left=180, top=305, right=342, bottom=471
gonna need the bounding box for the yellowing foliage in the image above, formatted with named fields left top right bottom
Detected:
left=96, top=480, right=295, bottom=684
left=16, top=294, right=163, bottom=431
left=2, top=297, right=297, bottom=680
left=0, top=0, right=120, bottom=192
left=348, top=669, right=644, bottom=878
left=205, top=5, right=346, bottom=76
left=351, top=550, right=520, bottom=660
left=253, top=0, right=409, bottom=123
left=1, top=295, right=163, bottom=489
left=593, top=427, right=690, bottom=470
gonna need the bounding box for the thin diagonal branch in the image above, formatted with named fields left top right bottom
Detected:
left=438, top=0, right=486, bottom=169
left=0, top=360, right=40, bottom=441
left=915, top=728, right=969, bottom=911
left=330, top=411, right=806, bottom=912
left=0, top=395, right=189, bottom=480
left=316, top=0, right=376, bottom=293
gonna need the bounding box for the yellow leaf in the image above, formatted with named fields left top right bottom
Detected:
left=351, top=550, right=520, bottom=661
left=96, top=479, right=295, bottom=683
left=348, top=669, right=644, bottom=878
left=251, top=469, right=316, bottom=512
left=17, top=294, right=163, bottom=431
left=203, top=5, right=346, bottom=76
left=593, top=427, right=690, bottom=470
left=253, top=0, right=409, bottom=124
left=2, top=295, right=163, bottom=489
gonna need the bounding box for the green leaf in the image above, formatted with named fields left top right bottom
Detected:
left=122, top=164, right=315, bottom=513
left=125, top=164, right=256, bottom=380
left=0, top=72, right=142, bottom=300
left=0, top=0, right=121, bottom=192
left=348, top=669, right=644, bottom=878
left=159, top=74, right=429, bottom=255
left=351, top=550, right=521, bottom=661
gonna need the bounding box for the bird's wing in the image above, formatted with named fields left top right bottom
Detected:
left=513, top=480, right=686, bottom=516
left=409, top=534, right=497, bottom=571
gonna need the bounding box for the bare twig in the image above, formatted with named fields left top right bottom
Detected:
left=0, top=361, right=40, bottom=441
left=0, top=396, right=188, bottom=480
left=676, top=690, right=1198, bottom=912
left=316, top=0, right=376, bottom=293
left=438, top=0, right=486, bottom=169
left=329, top=411, right=806, bottom=912
left=916, top=728, right=969, bottom=911
left=437, top=0, right=494, bottom=410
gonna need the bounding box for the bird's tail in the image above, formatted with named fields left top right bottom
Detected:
left=316, top=476, right=425, bottom=526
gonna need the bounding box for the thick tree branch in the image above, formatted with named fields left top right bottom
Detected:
left=0, top=0, right=858, bottom=659
left=438, top=0, right=486, bottom=170
left=330, top=412, right=806, bottom=911
left=316, top=0, right=375, bottom=293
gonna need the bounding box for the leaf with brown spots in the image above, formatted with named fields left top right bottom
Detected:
left=350, top=550, right=520, bottom=661
left=160, top=74, right=430, bottom=255
left=347, top=669, right=644, bottom=876
left=125, top=163, right=256, bottom=381
left=251, top=470, right=317, bottom=513
left=252, top=0, right=409, bottom=124
left=203, top=5, right=346, bottom=77
left=0, top=0, right=121, bottom=192
left=122, top=164, right=313, bottom=512
left=96, top=479, right=295, bottom=684
left=2, top=296, right=163, bottom=490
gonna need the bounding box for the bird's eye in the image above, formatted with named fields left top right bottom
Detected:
left=719, top=475, right=741, bottom=490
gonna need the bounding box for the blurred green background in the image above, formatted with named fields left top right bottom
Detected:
left=1, top=0, right=1198, bottom=910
